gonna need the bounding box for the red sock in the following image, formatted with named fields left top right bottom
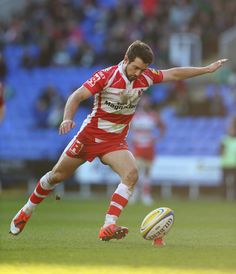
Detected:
left=107, top=193, right=128, bottom=217
left=29, top=180, right=52, bottom=204
left=106, top=183, right=131, bottom=222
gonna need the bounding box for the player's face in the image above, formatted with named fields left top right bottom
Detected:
left=125, top=57, right=149, bottom=82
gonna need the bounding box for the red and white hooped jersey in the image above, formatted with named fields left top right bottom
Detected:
left=78, top=61, right=163, bottom=144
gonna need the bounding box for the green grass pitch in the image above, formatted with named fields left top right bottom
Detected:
left=0, top=191, right=236, bottom=274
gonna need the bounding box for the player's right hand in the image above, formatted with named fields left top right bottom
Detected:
left=59, top=119, right=76, bottom=135
left=206, top=58, right=228, bottom=73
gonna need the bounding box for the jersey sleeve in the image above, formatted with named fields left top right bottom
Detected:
left=83, top=70, right=107, bottom=95
left=145, top=68, right=163, bottom=84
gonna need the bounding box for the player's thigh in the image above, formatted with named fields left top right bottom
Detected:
left=52, top=152, right=86, bottom=181
left=100, top=150, right=138, bottom=184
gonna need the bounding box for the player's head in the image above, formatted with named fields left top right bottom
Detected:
left=124, top=40, right=154, bottom=81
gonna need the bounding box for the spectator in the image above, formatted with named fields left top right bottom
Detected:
left=21, top=49, right=36, bottom=69
left=140, top=0, right=159, bottom=17
left=34, top=85, right=65, bottom=129
left=37, top=39, right=55, bottom=67
left=74, top=42, right=96, bottom=67
left=52, top=40, right=72, bottom=67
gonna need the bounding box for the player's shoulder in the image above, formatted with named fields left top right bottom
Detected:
left=97, top=65, right=118, bottom=78
left=144, top=68, right=162, bottom=78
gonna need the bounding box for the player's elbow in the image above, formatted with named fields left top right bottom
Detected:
left=163, top=68, right=180, bottom=81
left=73, top=87, right=91, bottom=103
left=170, top=68, right=182, bottom=81
left=70, top=91, right=86, bottom=105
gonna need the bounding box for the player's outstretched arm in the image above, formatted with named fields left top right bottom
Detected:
left=59, top=86, right=92, bottom=135
left=161, top=59, right=228, bottom=82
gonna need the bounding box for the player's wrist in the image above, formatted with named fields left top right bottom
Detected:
left=61, top=119, right=74, bottom=124
left=204, top=66, right=211, bottom=73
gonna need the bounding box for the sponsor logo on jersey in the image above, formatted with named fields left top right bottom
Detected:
left=87, top=73, right=102, bottom=87
left=150, top=68, right=160, bottom=75
left=104, top=100, right=136, bottom=110
left=97, top=71, right=106, bottom=79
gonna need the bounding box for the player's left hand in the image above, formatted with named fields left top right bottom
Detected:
left=206, top=59, right=228, bottom=73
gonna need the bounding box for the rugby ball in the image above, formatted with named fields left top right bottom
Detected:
left=140, top=207, right=174, bottom=240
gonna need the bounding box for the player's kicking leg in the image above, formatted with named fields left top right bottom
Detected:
left=10, top=154, right=85, bottom=235
left=98, top=150, right=138, bottom=241
left=9, top=171, right=54, bottom=235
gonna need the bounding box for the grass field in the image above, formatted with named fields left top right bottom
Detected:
left=0, top=191, right=236, bottom=274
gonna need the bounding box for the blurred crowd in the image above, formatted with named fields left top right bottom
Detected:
left=0, top=0, right=236, bottom=68
left=0, top=0, right=236, bottom=128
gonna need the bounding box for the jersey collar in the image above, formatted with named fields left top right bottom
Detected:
left=118, top=60, right=130, bottom=85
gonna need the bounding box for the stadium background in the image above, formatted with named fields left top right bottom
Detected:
left=0, top=1, right=236, bottom=274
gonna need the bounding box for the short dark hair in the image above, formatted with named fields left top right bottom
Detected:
left=125, top=40, right=154, bottom=64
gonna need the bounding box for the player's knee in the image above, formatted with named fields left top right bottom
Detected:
left=125, top=167, right=139, bottom=187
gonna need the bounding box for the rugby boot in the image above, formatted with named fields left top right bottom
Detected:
left=99, top=224, right=128, bottom=241
left=9, top=209, right=32, bottom=235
